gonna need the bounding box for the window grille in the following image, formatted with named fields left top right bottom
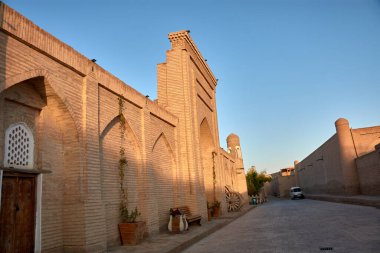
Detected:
left=4, top=123, right=34, bottom=169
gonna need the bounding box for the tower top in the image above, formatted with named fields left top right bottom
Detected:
left=167, top=30, right=217, bottom=85
left=168, top=30, right=191, bottom=47
left=227, top=133, right=240, bottom=144
left=335, top=118, right=349, bottom=127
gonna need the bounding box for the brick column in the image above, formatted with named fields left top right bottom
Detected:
left=82, top=73, right=107, bottom=252
left=141, top=106, right=160, bottom=234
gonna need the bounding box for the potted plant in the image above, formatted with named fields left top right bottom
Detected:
left=118, top=205, right=146, bottom=245
left=212, top=200, right=221, bottom=218
left=117, top=149, right=146, bottom=245
left=117, top=98, right=145, bottom=245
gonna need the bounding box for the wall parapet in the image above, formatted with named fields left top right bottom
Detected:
left=0, top=2, right=91, bottom=76
left=168, top=30, right=217, bottom=88
left=219, top=147, right=235, bottom=162
left=0, top=2, right=178, bottom=129
left=148, top=101, right=178, bottom=127
left=352, top=126, right=380, bottom=135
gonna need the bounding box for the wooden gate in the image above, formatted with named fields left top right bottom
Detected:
left=0, top=173, right=36, bottom=253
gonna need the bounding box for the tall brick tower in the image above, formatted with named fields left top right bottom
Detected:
left=227, top=133, right=244, bottom=170
left=157, top=30, right=221, bottom=217
left=227, top=133, right=247, bottom=197
left=335, top=118, right=360, bottom=194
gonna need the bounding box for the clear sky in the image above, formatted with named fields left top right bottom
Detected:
left=5, top=0, right=379, bottom=174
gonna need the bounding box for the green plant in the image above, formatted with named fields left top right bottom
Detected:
left=118, top=97, right=141, bottom=223
left=213, top=200, right=221, bottom=208
left=120, top=206, right=141, bottom=223
left=212, top=151, right=217, bottom=201
left=119, top=148, right=127, bottom=202
left=246, top=167, right=272, bottom=196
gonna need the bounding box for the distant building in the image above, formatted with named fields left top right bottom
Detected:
left=281, top=167, right=295, bottom=177
left=267, top=118, right=380, bottom=198
left=266, top=166, right=296, bottom=198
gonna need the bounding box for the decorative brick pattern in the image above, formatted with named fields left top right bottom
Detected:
left=4, top=123, right=33, bottom=169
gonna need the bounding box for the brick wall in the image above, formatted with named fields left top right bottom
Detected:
left=351, top=127, right=380, bottom=157
left=0, top=4, right=248, bottom=252
left=295, top=135, right=344, bottom=194
left=269, top=173, right=296, bottom=198
left=294, top=119, right=380, bottom=196
left=356, top=145, right=380, bottom=195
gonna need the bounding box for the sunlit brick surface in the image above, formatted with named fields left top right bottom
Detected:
left=0, top=3, right=248, bottom=252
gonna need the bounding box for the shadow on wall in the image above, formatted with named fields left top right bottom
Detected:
left=0, top=75, right=82, bottom=252
left=356, top=144, right=380, bottom=195
left=200, top=118, right=216, bottom=204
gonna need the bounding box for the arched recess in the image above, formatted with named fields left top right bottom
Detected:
left=0, top=69, right=81, bottom=135
left=199, top=118, right=216, bottom=203
left=100, top=114, right=143, bottom=246
left=151, top=132, right=176, bottom=230
left=0, top=74, right=81, bottom=252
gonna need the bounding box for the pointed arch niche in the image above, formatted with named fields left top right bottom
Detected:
left=199, top=118, right=215, bottom=203
left=0, top=74, right=81, bottom=252
left=151, top=132, right=176, bottom=231
left=99, top=114, right=142, bottom=246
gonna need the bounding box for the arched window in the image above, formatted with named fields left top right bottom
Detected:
left=4, top=123, right=34, bottom=169
left=235, top=146, right=242, bottom=159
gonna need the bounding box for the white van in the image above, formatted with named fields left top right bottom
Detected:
left=290, top=187, right=304, bottom=199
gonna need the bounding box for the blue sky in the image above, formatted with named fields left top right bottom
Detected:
left=6, top=0, right=380, bottom=174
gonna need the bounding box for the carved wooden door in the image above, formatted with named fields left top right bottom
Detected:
left=0, top=173, right=36, bottom=253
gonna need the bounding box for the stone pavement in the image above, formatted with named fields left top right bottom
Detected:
left=107, top=204, right=255, bottom=253
left=306, top=194, right=380, bottom=209
left=182, top=197, right=380, bottom=253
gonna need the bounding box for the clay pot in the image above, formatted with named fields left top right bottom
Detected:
left=118, top=221, right=146, bottom=245
left=212, top=207, right=220, bottom=218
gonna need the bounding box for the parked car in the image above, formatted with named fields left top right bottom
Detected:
left=290, top=187, right=304, bottom=199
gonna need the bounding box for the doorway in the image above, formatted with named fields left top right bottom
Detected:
left=0, top=172, right=36, bottom=253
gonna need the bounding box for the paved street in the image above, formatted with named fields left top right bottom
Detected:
left=182, top=198, right=380, bottom=253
